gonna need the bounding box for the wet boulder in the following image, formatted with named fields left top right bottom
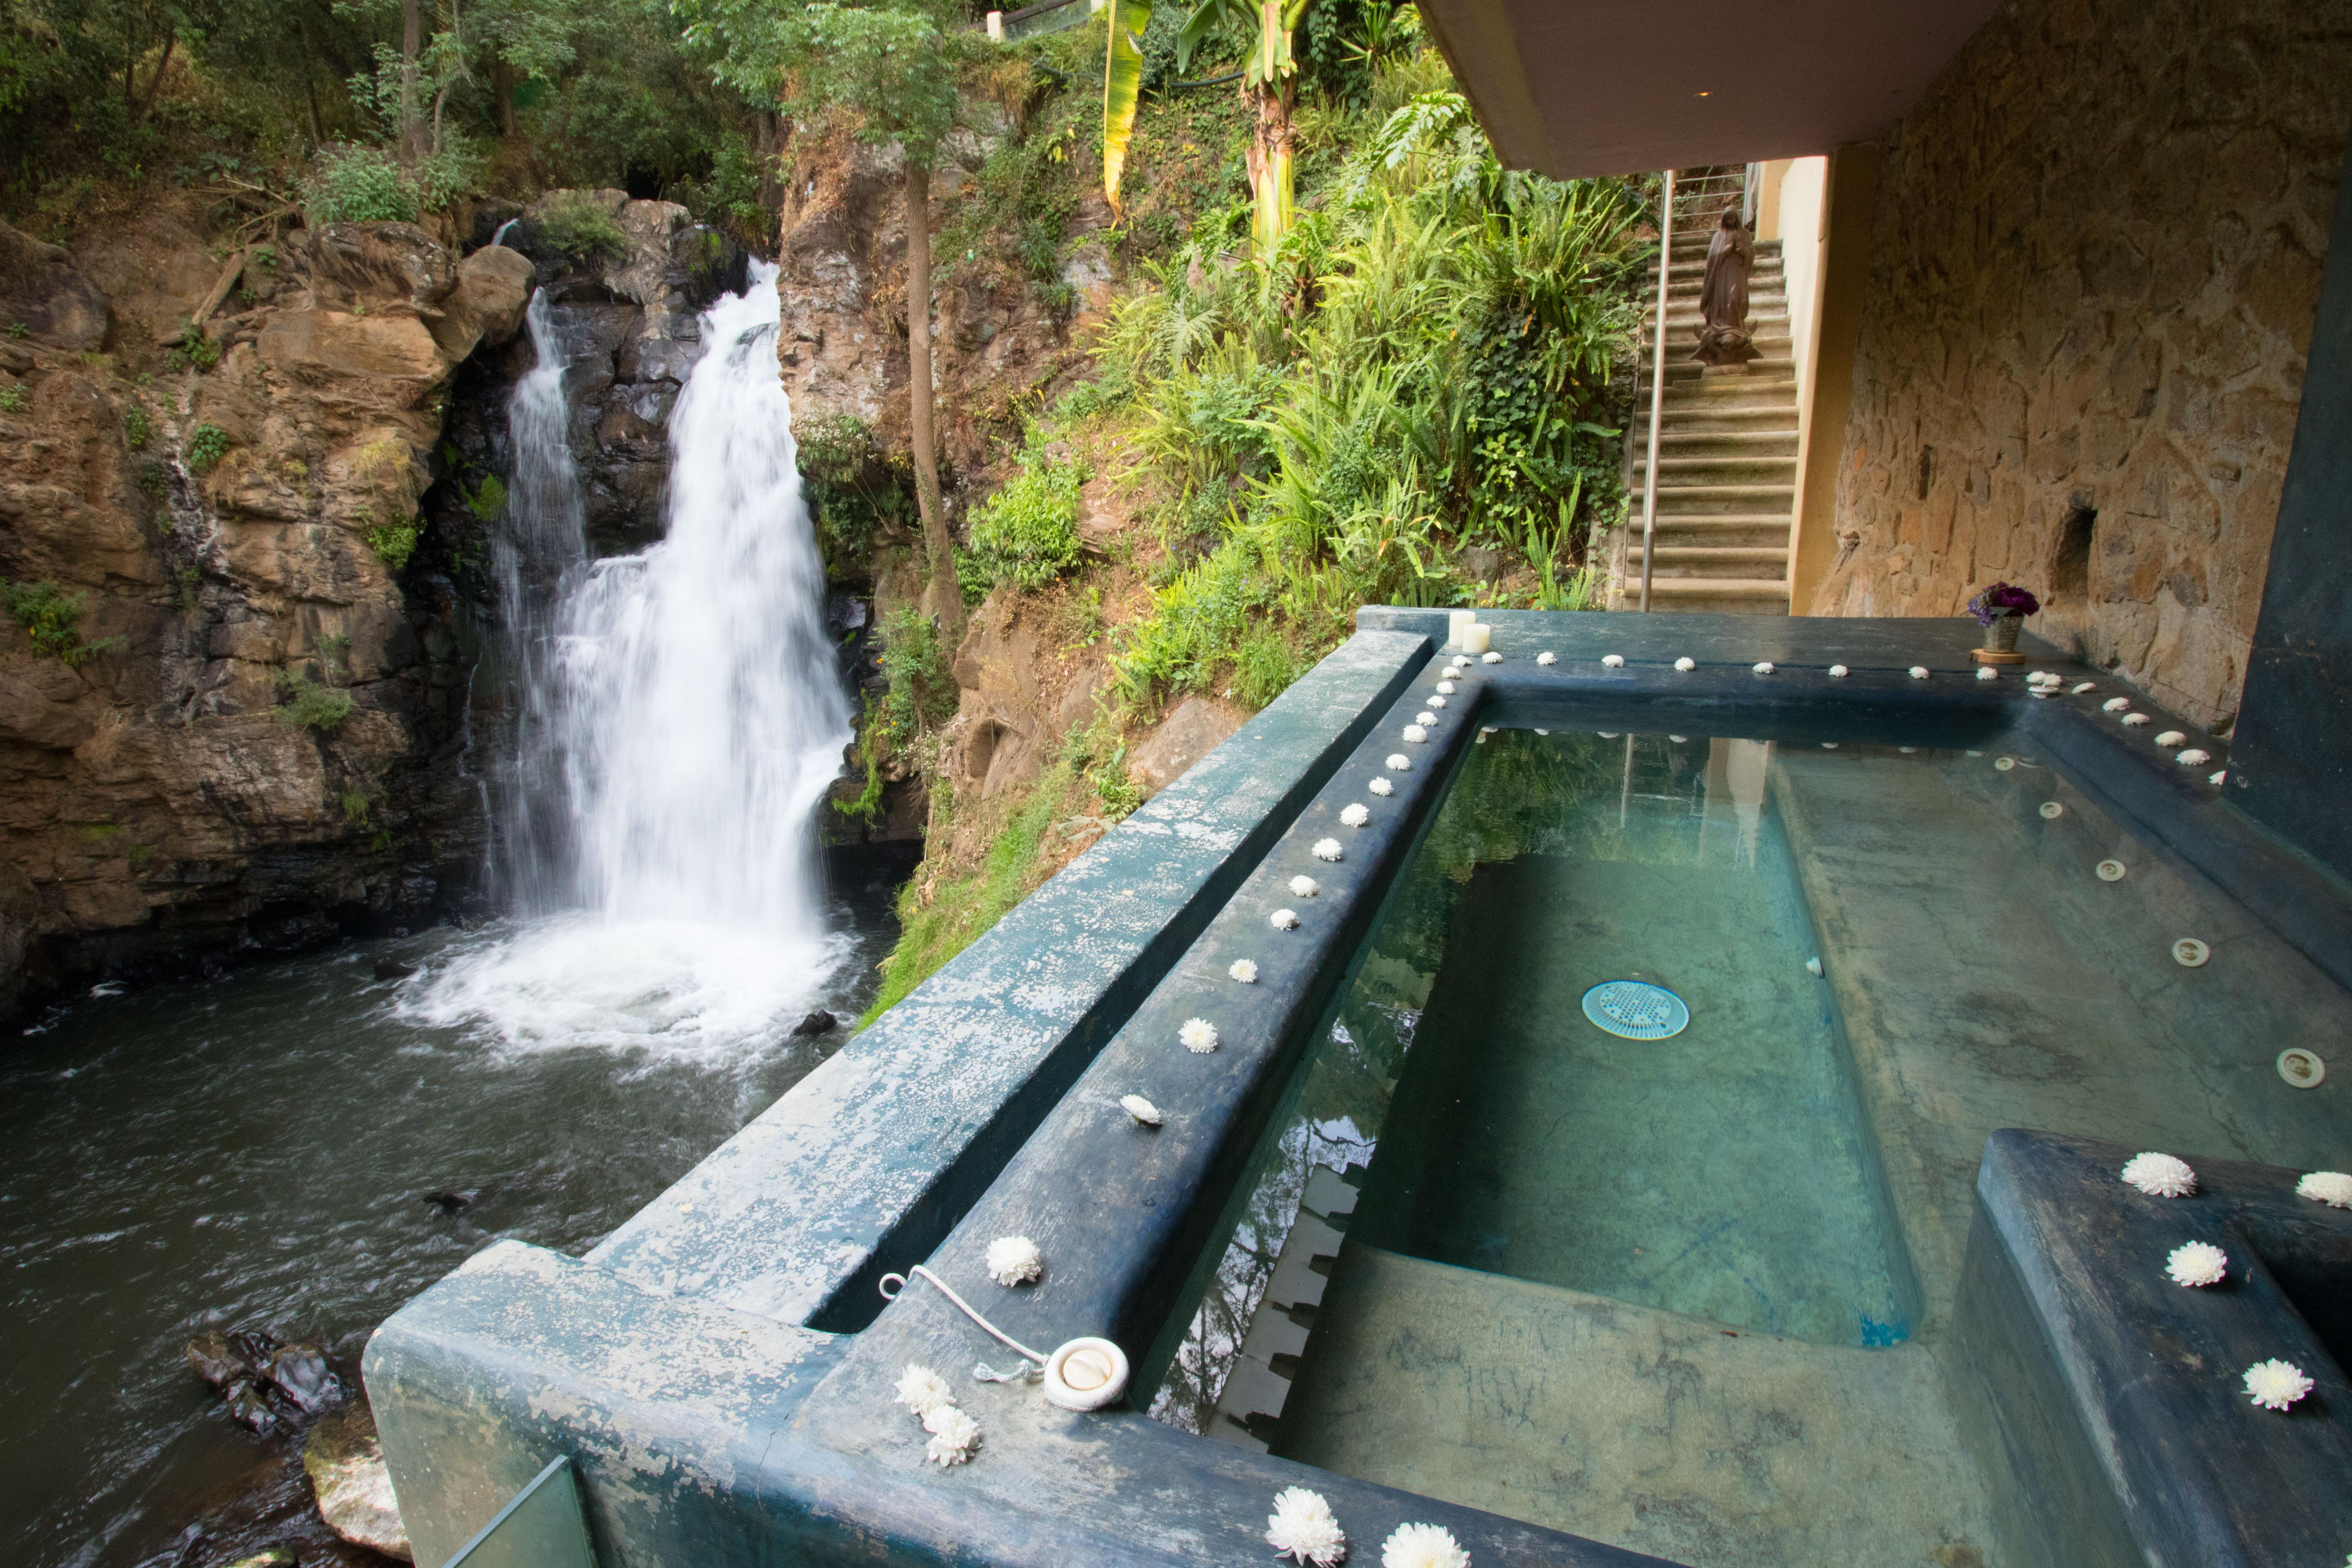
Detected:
left=186, top=1329, right=342, bottom=1430
left=262, top=1342, right=341, bottom=1416
left=789, top=1009, right=837, bottom=1038
left=372, top=957, right=419, bottom=981
left=303, top=1404, right=412, bottom=1561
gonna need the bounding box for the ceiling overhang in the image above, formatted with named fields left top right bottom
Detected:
left=1412, top=0, right=2004, bottom=179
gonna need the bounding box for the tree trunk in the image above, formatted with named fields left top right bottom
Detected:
left=905, top=161, right=962, bottom=641
left=1242, top=76, right=1296, bottom=257
left=494, top=61, right=515, bottom=137
left=399, top=0, right=423, bottom=166
left=134, top=33, right=175, bottom=121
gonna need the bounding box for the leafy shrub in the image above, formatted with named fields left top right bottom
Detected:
left=461, top=474, right=507, bottom=522
left=123, top=406, right=150, bottom=449
left=0, top=382, right=25, bottom=413
left=185, top=332, right=221, bottom=372
left=367, top=522, right=421, bottom=571
left=304, top=147, right=419, bottom=224
left=2, top=579, right=125, bottom=665
left=876, top=607, right=957, bottom=744
left=274, top=671, right=354, bottom=732
left=186, top=425, right=230, bottom=474
left=966, top=457, right=1085, bottom=591
left=535, top=193, right=629, bottom=261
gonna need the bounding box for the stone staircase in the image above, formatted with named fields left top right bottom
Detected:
left=1619, top=168, right=1799, bottom=614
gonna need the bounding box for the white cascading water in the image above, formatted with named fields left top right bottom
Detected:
left=411, top=261, right=854, bottom=1055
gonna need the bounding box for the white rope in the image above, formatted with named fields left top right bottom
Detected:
left=878, top=1264, right=1048, bottom=1365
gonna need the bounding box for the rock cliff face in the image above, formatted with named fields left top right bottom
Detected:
left=0, top=206, right=532, bottom=1018
left=437, top=191, right=749, bottom=557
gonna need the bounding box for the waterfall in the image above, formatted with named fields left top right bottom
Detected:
left=411, top=261, right=855, bottom=1055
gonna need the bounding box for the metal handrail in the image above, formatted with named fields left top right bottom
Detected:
left=1638, top=167, right=1672, bottom=613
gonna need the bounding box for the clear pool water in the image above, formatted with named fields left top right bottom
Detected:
left=1160, top=720, right=2352, bottom=1567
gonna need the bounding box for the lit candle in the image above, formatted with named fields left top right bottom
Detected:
left=1462, top=623, right=1492, bottom=655
left=1448, top=609, right=1476, bottom=648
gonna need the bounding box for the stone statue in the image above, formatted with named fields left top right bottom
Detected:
left=1693, top=205, right=1759, bottom=367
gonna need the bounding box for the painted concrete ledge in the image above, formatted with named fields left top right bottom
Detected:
left=1955, top=1131, right=2352, bottom=1568
left=583, top=627, right=1431, bottom=1330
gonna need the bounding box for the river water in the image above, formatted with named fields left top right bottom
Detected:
left=1, top=259, right=889, bottom=1566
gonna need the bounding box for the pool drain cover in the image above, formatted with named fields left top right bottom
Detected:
left=1582, top=980, right=1690, bottom=1040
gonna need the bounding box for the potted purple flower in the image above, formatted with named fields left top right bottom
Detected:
left=1967, top=582, right=2040, bottom=655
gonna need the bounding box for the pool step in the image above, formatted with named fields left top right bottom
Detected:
left=1207, top=1164, right=1364, bottom=1452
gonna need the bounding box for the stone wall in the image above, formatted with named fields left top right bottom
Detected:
left=1807, top=0, right=2352, bottom=730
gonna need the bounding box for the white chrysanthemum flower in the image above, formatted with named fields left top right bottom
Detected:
left=1535, top=729, right=1550, bottom=735
left=1180, top=1017, right=1220, bottom=1053
left=1752, top=661, right=1775, bottom=675
left=1909, top=665, right=1930, bottom=679
left=1340, top=803, right=1370, bottom=827
left=1120, top=1093, right=1163, bottom=1126
left=895, top=1363, right=956, bottom=1416
left=985, top=1234, right=1042, bottom=1286
left=1381, top=1522, right=1469, bottom=1568
left=1535, top=651, right=1556, bottom=666
left=1674, top=656, right=1696, bottom=672
left=2297, top=1171, right=2352, bottom=1208
left=1427, top=695, right=1446, bottom=709
left=2209, top=770, right=2227, bottom=786
left=1436, top=680, right=1455, bottom=695
left=1449, top=655, right=1470, bottom=670
left=1976, top=666, right=1998, bottom=681
left=2177, top=748, right=2210, bottom=766
left=1601, top=653, right=1624, bottom=668
left=1402, top=724, right=1428, bottom=743
left=2121, top=712, right=2152, bottom=727
left=1386, top=753, right=1411, bottom=771
left=1828, top=663, right=1849, bottom=677
left=1289, top=875, right=1319, bottom=898
left=1368, top=777, right=1393, bottom=796
left=1822, top=742, right=1839, bottom=750
left=2103, top=697, right=2131, bottom=712
left=1270, top=908, right=1299, bottom=930
left=1481, top=651, right=1501, bottom=663
left=2155, top=729, right=2186, bottom=746
left=2121, top=1152, right=2197, bottom=1198
left=1668, top=735, right=1688, bottom=743
left=2073, top=681, right=2097, bottom=694
left=2027, top=670, right=2057, bottom=685
left=1313, top=838, right=1343, bottom=862
left=1416, top=710, right=1437, bottom=724
left=1229, top=958, right=1259, bottom=984
left=2243, top=1359, right=2314, bottom=1411
left=1266, top=1486, right=1347, bottom=1566
left=2166, top=1241, right=2227, bottom=1287
left=922, top=1404, right=982, bottom=1464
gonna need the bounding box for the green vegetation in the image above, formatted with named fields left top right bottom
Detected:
left=0, top=382, right=25, bottom=413
left=273, top=670, right=353, bottom=732
left=185, top=424, right=230, bottom=474
left=123, top=405, right=151, bottom=449
left=367, top=520, right=422, bottom=570
left=966, top=452, right=1086, bottom=591
left=875, top=606, right=958, bottom=746
left=533, top=191, right=628, bottom=259
left=860, top=766, right=1067, bottom=1025
left=461, top=473, right=508, bottom=522
left=2, top=579, right=126, bottom=665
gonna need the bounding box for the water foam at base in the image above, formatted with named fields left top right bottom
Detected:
left=401, top=915, right=850, bottom=1060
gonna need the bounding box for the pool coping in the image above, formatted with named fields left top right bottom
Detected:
left=369, top=608, right=2349, bottom=1568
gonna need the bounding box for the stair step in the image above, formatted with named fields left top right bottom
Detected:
left=1638, top=577, right=1792, bottom=599
left=1630, top=543, right=1789, bottom=563
left=1641, top=429, right=1800, bottom=447
left=1632, top=511, right=1796, bottom=528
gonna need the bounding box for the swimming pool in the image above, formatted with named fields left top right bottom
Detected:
left=368, top=612, right=2352, bottom=1568
left=1158, top=695, right=2349, bottom=1565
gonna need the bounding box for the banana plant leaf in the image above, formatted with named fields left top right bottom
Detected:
left=1102, top=0, right=1153, bottom=214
